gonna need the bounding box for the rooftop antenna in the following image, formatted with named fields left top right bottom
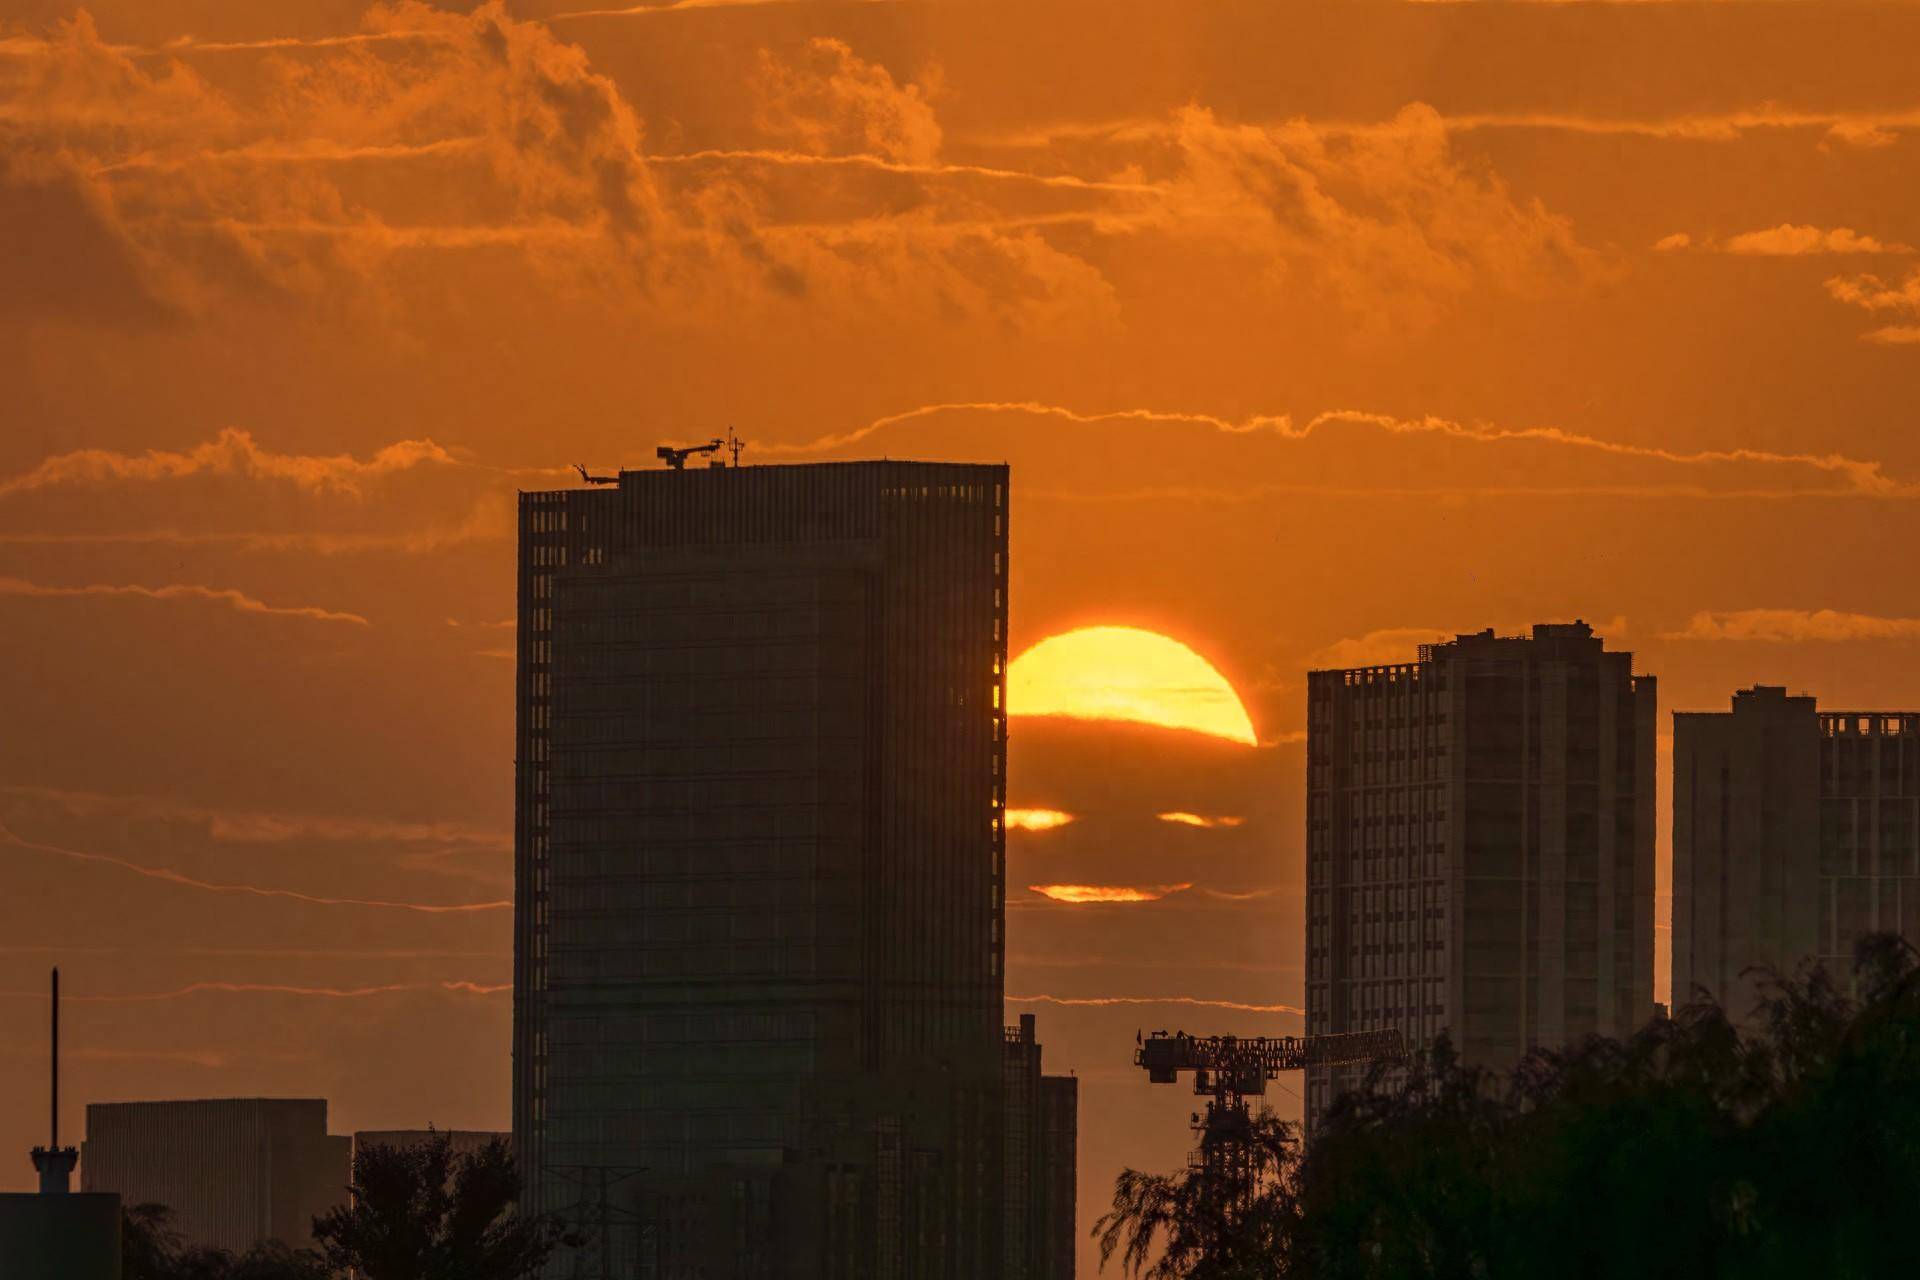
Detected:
left=30, top=967, right=77, bottom=1194
left=726, top=426, right=746, bottom=468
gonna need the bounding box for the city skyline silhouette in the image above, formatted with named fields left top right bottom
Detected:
left=8, top=2, right=1920, bottom=1275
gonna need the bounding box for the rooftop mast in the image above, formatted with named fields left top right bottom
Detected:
left=30, top=967, right=77, bottom=1195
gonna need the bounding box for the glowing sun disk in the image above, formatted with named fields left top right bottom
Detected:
left=1007, top=626, right=1257, bottom=745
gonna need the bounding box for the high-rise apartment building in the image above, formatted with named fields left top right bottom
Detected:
left=1675, top=687, right=1920, bottom=1013
left=514, top=461, right=1013, bottom=1277
left=1001, top=1013, right=1077, bottom=1280
left=80, top=1098, right=349, bottom=1253
left=1304, top=623, right=1657, bottom=1126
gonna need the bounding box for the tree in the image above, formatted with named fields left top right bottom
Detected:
left=1297, top=933, right=1920, bottom=1280
left=1094, top=1108, right=1302, bottom=1279
left=311, top=1133, right=568, bottom=1280
left=121, top=1204, right=331, bottom=1280
left=1097, top=933, right=1920, bottom=1279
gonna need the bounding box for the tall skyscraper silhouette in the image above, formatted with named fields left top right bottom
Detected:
left=514, top=461, right=1012, bottom=1277
left=1675, top=687, right=1920, bottom=1015
left=1304, top=623, right=1657, bottom=1126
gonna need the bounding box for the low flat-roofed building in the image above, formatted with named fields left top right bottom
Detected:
left=82, top=1098, right=348, bottom=1253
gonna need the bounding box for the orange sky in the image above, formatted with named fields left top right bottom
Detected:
left=8, top=2, right=1920, bottom=1270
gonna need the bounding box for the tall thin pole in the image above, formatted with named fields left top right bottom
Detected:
left=50, top=966, right=60, bottom=1150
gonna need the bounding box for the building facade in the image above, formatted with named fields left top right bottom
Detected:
left=1675, top=688, right=1920, bottom=1013
left=1672, top=686, right=1821, bottom=1016
left=80, top=1099, right=348, bottom=1253
left=514, top=461, right=1012, bottom=1277
left=1037, top=1076, right=1077, bottom=1280
left=1305, top=623, right=1657, bottom=1126
left=1001, top=1013, right=1077, bottom=1280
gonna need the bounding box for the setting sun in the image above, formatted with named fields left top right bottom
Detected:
left=1007, top=626, right=1258, bottom=746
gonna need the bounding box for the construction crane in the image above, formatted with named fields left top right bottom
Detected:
left=655, top=439, right=723, bottom=470
left=1134, top=1028, right=1405, bottom=1213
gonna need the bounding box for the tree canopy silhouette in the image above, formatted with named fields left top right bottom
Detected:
left=121, top=1203, right=329, bottom=1280
left=311, top=1133, right=567, bottom=1280
left=1098, top=934, right=1920, bottom=1279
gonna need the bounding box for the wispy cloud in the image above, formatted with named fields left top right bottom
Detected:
left=0, top=980, right=509, bottom=1002
left=551, top=0, right=895, bottom=19
left=650, top=147, right=1154, bottom=195
left=1307, top=627, right=1454, bottom=670
left=0, top=577, right=367, bottom=625
left=1657, top=225, right=1912, bottom=256
left=1007, top=993, right=1304, bottom=1015
left=1668, top=608, right=1920, bottom=642
left=1727, top=225, right=1909, bottom=256
left=1157, top=812, right=1244, bottom=829
left=985, top=104, right=1920, bottom=150
left=1203, top=887, right=1290, bottom=902
left=2, top=823, right=509, bottom=914
left=1007, top=808, right=1075, bottom=832
left=1826, top=267, right=1920, bottom=343
left=764, top=402, right=1900, bottom=496
left=139, top=30, right=448, bottom=56
left=1029, top=883, right=1192, bottom=904
left=0, top=428, right=463, bottom=497
left=4, top=783, right=507, bottom=849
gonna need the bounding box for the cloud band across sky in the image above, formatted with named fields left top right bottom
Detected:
left=0, top=577, right=367, bottom=625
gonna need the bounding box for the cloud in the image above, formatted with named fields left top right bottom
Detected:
left=553, top=0, right=881, bottom=17
left=1006, top=993, right=1304, bottom=1015
left=1029, top=883, right=1192, bottom=903
left=1660, top=226, right=1912, bottom=256
left=2, top=822, right=509, bottom=913
left=1799, top=263, right=1920, bottom=346
left=765, top=401, right=1901, bottom=496
left=648, top=147, right=1152, bottom=195
left=1149, top=103, right=1594, bottom=322
left=1007, top=808, right=1075, bottom=832
left=0, top=152, right=175, bottom=322
left=1826, top=269, right=1920, bottom=314
left=0, top=2, right=664, bottom=303
left=1157, top=812, right=1244, bottom=829
left=1203, top=887, right=1288, bottom=902
left=988, top=104, right=1920, bottom=150
left=1667, top=609, right=1920, bottom=642
left=0, top=5, right=1111, bottom=330
left=755, top=38, right=940, bottom=166
left=1724, top=225, right=1910, bottom=256
left=1307, top=627, right=1454, bottom=669
left=0, top=427, right=463, bottom=497
left=3, top=783, right=508, bottom=849
left=0, top=576, right=367, bottom=624
left=1, top=980, right=510, bottom=1002
left=0, top=498, right=515, bottom=556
